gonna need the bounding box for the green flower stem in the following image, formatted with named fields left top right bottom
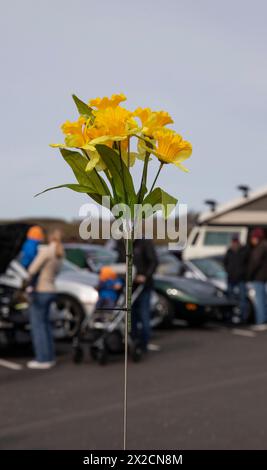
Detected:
left=118, top=142, right=128, bottom=205
left=133, top=147, right=151, bottom=235
left=127, top=136, right=130, bottom=169
left=137, top=151, right=150, bottom=204
left=133, top=133, right=151, bottom=145
left=149, top=162, right=164, bottom=193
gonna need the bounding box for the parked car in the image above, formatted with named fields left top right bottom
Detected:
left=151, top=274, right=238, bottom=327
left=183, top=225, right=248, bottom=260
left=64, top=243, right=118, bottom=272
left=156, top=249, right=257, bottom=324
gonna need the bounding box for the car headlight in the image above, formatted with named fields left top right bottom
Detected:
left=167, top=288, right=185, bottom=297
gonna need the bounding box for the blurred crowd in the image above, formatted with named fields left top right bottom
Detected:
left=18, top=226, right=158, bottom=370
left=9, top=222, right=267, bottom=370
left=224, top=228, right=267, bottom=326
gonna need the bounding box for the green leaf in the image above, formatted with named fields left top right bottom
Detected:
left=72, top=94, right=93, bottom=118
left=35, top=184, right=103, bottom=205
left=35, top=183, right=95, bottom=196
left=60, top=148, right=111, bottom=198
left=95, top=144, right=136, bottom=205
left=142, top=187, right=178, bottom=219
left=60, top=148, right=90, bottom=184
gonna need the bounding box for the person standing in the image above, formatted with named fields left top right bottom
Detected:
left=224, top=236, right=249, bottom=323
left=27, top=229, right=64, bottom=369
left=247, top=228, right=267, bottom=326
left=131, top=238, right=158, bottom=352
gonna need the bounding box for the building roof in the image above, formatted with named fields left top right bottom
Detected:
left=198, top=185, right=267, bottom=226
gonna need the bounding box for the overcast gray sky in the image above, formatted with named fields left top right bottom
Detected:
left=1, top=0, right=266, bottom=220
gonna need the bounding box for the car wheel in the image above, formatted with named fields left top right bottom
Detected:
left=150, top=291, right=174, bottom=328
left=50, top=294, right=84, bottom=340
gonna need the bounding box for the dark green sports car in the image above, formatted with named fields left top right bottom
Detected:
left=151, top=275, right=238, bottom=327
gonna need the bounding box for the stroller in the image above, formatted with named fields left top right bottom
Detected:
left=72, top=265, right=145, bottom=365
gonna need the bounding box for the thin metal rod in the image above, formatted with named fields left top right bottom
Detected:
left=123, top=240, right=129, bottom=450
left=123, top=234, right=133, bottom=450
left=123, top=296, right=128, bottom=449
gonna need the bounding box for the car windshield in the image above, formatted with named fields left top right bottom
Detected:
left=156, top=251, right=183, bottom=276
left=203, top=231, right=241, bottom=246
left=64, top=244, right=118, bottom=272
left=86, top=248, right=118, bottom=269
left=190, top=258, right=227, bottom=280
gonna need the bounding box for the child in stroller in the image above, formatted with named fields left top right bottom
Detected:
left=96, top=266, right=123, bottom=310
left=72, top=264, right=144, bottom=365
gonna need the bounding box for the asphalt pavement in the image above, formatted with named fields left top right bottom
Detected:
left=1, top=325, right=267, bottom=450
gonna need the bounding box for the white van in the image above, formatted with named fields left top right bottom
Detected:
left=183, top=225, right=248, bottom=260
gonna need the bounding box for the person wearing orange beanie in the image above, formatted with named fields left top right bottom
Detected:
left=20, top=225, right=45, bottom=269
left=97, top=266, right=123, bottom=309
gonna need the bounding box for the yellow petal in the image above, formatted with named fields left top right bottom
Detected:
left=173, top=161, right=189, bottom=172
left=89, top=93, right=127, bottom=109
left=82, top=143, right=99, bottom=151
left=50, top=143, right=67, bottom=148
left=87, top=135, right=112, bottom=146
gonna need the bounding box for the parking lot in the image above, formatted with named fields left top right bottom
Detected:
left=1, top=324, right=267, bottom=450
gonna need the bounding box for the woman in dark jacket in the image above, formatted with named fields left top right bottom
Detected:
left=131, top=239, right=158, bottom=352
left=224, top=236, right=250, bottom=322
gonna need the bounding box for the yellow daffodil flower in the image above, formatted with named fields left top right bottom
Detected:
left=50, top=116, right=90, bottom=149
left=51, top=117, right=110, bottom=171
left=61, top=116, right=86, bottom=135
left=89, top=93, right=127, bottom=110
left=150, top=128, right=192, bottom=171
left=93, top=106, right=139, bottom=141
left=50, top=94, right=192, bottom=175
left=134, top=107, right=173, bottom=136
